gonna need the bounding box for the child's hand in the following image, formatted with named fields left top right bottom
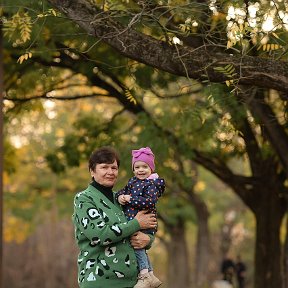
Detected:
left=118, top=195, right=131, bottom=205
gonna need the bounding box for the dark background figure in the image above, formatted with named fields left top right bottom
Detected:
left=235, top=255, right=246, bottom=288
left=221, top=255, right=236, bottom=285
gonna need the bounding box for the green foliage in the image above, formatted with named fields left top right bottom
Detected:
left=46, top=153, right=65, bottom=174
left=214, top=64, right=238, bottom=88
left=3, top=100, right=91, bottom=241
left=131, top=65, right=155, bottom=89
left=3, top=10, right=32, bottom=45
left=61, top=135, right=81, bottom=166
left=3, top=139, right=17, bottom=174
left=159, top=195, right=197, bottom=225
left=3, top=2, right=286, bottom=281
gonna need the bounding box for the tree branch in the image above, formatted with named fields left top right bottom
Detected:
left=244, top=88, right=288, bottom=177
left=4, top=92, right=108, bottom=102
left=29, top=48, right=145, bottom=114
left=47, top=0, right=288, bottom=92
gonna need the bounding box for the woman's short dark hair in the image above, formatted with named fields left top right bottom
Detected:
left=88, top=147, right=120, bottom=171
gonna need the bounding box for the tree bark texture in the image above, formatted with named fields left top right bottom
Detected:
left=194, top=209, right=210, bottom=288
left=284, top=216, right=288, bottom=288
left=241, top=88, right=288, bottom=178
left=47, top=0, right=288, bottom=93
left=186, top=189, right=211, bottom=288
left=254, top=206, right=285, bottom=288
left=3, top=218, right=78, bottom=288
left=0, top=24, right=4, bottom=288
left=251, top=181, right=286, bottom=288
left=194, top=148, right=287, bottom=288
left=166, top=221, right=190, bottom=288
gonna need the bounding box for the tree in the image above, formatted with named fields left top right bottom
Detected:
left=0, top=22, right=4, bottom=288
left=3, top=1, right=288, bottom=287
left=43, top=1, right=288, bottom=287
left=45, top=0, right=288, bottom=93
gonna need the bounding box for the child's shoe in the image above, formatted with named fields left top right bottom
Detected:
left=134, top=273, right=152, bottom=288
left=149, top=272, right=162, bottom=287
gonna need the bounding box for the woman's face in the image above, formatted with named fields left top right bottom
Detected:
left=90, top=160, right=119, bottom=187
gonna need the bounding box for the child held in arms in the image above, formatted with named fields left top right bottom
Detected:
left=116, top=147, right=165, bottom=288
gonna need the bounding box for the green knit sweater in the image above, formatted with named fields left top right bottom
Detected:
left=73, top=184, right=141, bottom=288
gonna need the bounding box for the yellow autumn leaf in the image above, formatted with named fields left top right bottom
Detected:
left=124, top=89, right=137, bottom=105
left=194, top=181, right=206, bottom=193
left=56, top=128, right=65, bottom=138
left=50, top=9, right=57, bottom=16
left=17, top=52, right=32, bottom=64
left=103, top=3, right=110, bottom=11
left=4, top=216, right=31, bottom=243
left=227, top=40, right=232, bottom=49
left=225, top=80, right=234, bottom=87
left=260, top=43, right=281, bottom=51
left=272, top=32, right=280, bottom=39
left=3, top=171, right=9, bottom=186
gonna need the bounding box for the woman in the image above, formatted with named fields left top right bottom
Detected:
left=73, top=147, right=157, bottom=288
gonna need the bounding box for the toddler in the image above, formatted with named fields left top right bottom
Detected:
left=116, top=147, right=165, bottom=288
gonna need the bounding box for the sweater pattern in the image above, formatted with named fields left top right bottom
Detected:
left=73, top=185, right=140, bottom=288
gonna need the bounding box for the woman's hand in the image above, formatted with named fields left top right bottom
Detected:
left=130, top=231, right=151, bottom=249
left=134, top=210, right=157, bottom=229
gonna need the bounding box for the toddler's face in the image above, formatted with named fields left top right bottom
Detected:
left=133, top=161, right=152, bottom=180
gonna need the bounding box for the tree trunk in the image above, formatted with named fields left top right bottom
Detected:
left=166, top=221, right=190, bottom=288
left=0, top=23, right=3, bottom=288
left=3, top=217, right=78, bottom=288
left=193, top=199, right=210, bottom=288
left=253, top=189, right=286, bottom=288
left=284, top=215, right=288, bottom=288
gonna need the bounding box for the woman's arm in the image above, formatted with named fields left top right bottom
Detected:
left=73, top=194, right=156, bottom=246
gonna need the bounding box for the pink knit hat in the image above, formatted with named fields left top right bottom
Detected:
left=132, top=147, right=155, bottom=172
